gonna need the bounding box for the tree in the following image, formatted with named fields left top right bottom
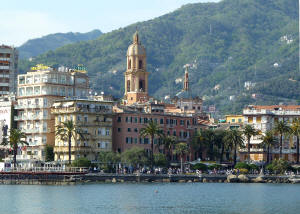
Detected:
left=1, top=128, right=28, bottom=169
left=191, top=130, right=206, bottom=160
left=154, top=153, right=168, bottom=167
left=273, top=120, right=291, bottom=159
left=224, top=129, right=244, bottom=165
left=98, top=151, right=121, bottom=172
left=140, top=120, right=162, bottom=168
left=242, top=124, right=259, bottom=162
left=72, top=157, right=91, bottom=167
left=289, top=118, right=300, bottom=163
left=214, top=130, right=227, bottom=163
left=161, top=135, right=177, bottom=161
left=45, top=145, right=54, bottom=162
left=259, top=130, right=278, bottom=163
left=174, top=142, right=189, bottom=173
left=55, top=120, right=84, bottom=165
left=121, top=147, right=149, bottom=168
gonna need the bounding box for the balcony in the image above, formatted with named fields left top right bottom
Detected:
left=54, top=146, right=93, bottom=153
left=15, top=103, right=51, bottom=109
left=21, top=128, right=51, bottom=134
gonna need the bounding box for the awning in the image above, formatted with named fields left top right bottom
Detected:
left=62, top=101, right=74, bottom=107
left=52, top=102, right=61, bottom=107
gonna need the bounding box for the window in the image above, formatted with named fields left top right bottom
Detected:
left=126, top=117, right=129, bottom=123
left=127, top=80, right=130, bottom=92
left=128, top=128, right=131, bottom=132
left=134, top=117, right=138, bottom=123
left=180, top=120, right=184, bottom=125
left=232, top=119, right=235, bottom=123
left=134, top=138, right=137, bottom=144
left=77, top=115, right=81, bottom=121
left=118, top=128, right=121, bottom=132
left=139, top=60, right=143, bottom=69
left=144, top=138, right=149, bottom=144
left=160, top=118, right=164, bottom=124
left=134, top=128, right=138, bottom=132
left=173, top=131, right=176, bottom=136
left=84, top=115, right=88, bottom=123
left=144, top=118, right=148, bottom=123
left=106, top=129, right=110, bottom=136
left=117, top=117, right=121, bottom=122
left=128, top=59, right=131, bottom=69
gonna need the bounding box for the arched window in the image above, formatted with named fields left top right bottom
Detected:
left=127, top=80, right=130, bottom=92
left=139, top=80, right=144, bottom=92
left=128, top=59, right=131, bottom=69
left=139, top=60, right=143, bottom=69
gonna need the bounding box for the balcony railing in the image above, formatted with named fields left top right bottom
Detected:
left=54, top=146, right=93, bottom=153
left=15, top=103, right=51, bottom=109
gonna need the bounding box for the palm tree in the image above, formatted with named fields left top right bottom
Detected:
left=56, top=120, right=84, bottom=165
left=161, top=135, right=177, bottom=161
left=224, top=129, right=244, bottom=166
left=242, top=124, right=259, bottom=162
left=1, top=128, right=28, bottom=169
left=273, top=120, right=291, bottom=159
left=174, top=142, right=189, bottom=173
left=214, top=130, right=227, bottom=163
left=140, top=120, right=162, bottom=168
left=289, top=118, right=300, bottom=163
left=191, top=130, right=206, bottom=160
left=259, top=130, right=278, bottom=163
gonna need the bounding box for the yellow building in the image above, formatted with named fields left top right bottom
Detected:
left=225, top=115, right=244, bottom=124
left=52, top=99, right=113, bottom=162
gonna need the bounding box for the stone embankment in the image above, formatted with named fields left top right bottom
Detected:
left=0, top=172, right=299, bottom=185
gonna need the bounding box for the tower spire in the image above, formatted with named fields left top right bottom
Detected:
left=183, top=66, right=189, bottom=91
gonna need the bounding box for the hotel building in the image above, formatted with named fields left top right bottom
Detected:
left=241, top=105, right=300, bottom=162
left=15, top=64, right=89, bottom=162
left=0, top=45, right=18, bottom=96
left=52, top=99, right=113, bottom=162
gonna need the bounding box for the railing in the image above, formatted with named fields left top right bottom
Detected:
left=243, top=109, right=300, bottom=116
left=15, top=104, right=50, bottom=109
left=239, top=148, right=297, bottom=154
left=54, top=146, right=93, bottom=153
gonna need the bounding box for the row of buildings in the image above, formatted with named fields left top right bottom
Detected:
left=1, top=33, right=300, bottom=166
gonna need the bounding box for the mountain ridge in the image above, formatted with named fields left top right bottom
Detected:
left=18, top=0, right=299, bottom=116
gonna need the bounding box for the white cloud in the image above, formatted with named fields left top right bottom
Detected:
left=0, top=11, right=69, bottom=46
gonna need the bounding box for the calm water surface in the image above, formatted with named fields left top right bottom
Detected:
left=0, top=183, right=299, bottom=214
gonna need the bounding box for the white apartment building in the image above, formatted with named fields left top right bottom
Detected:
left=242, top=105, right=300, bottom=162
left=15, top=64, right=89, bottom=162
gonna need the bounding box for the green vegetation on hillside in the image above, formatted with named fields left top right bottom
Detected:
left=18, top=29, right=102, bottom=59
left=19, top=0, right=299, bottom=116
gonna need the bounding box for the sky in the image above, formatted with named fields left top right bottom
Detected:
left=0, top=0, right=219, bottom=46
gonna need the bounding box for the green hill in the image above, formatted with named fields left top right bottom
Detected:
left=18, top=29, right=102, bottom=59
left=18, top=0, right=299, bottom=116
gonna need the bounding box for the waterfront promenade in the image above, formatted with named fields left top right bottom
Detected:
left=0, top=171, right=299, bottom=185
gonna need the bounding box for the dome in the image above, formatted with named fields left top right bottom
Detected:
left=127, top=44, right=146, bottom=56
left=127, top=31, right=146, bottom=56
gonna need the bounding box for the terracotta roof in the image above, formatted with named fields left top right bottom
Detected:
left=247, top=105, right=300, bottom=111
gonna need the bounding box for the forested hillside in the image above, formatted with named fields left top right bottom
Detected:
left=18, top=29, right=102, bottom=59
left=19, top=0, right=299, bottom=116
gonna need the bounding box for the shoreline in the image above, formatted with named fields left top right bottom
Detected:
left=0, top=173, right=299, bottom=185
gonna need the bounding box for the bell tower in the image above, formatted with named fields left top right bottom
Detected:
left=124, top=31, right=149, bottom=105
